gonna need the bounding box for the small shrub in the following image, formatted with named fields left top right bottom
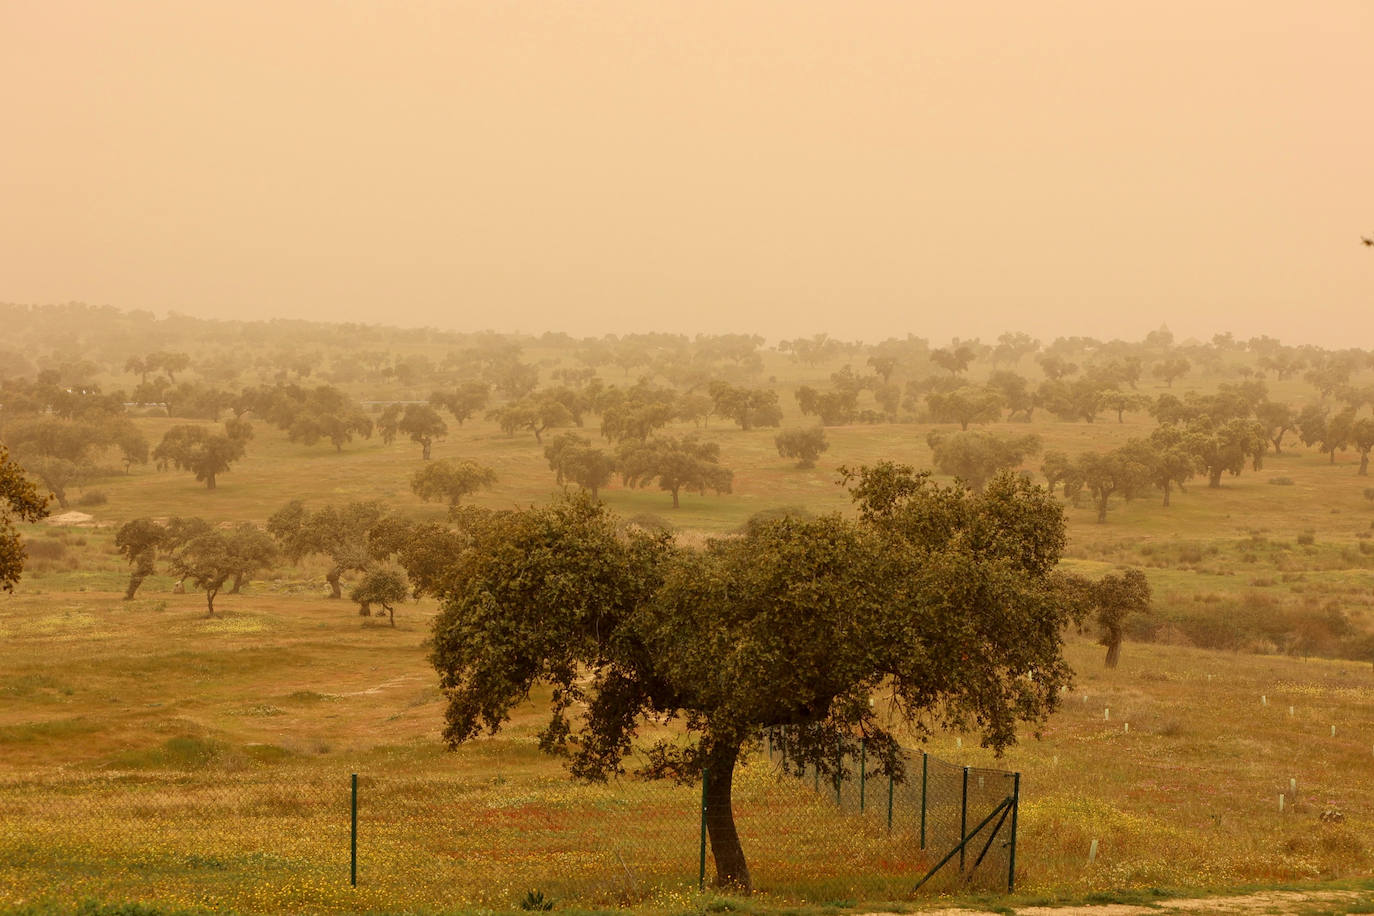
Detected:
left=1297, top=531, right=1316, bottom=546
left=1269, top=476, right=1295, bottom=486
left=75, top=490, right=108, bottom=507
left=519, top=890, right=554, bottom=911
left=1364, top=488, right=1374, bottom=502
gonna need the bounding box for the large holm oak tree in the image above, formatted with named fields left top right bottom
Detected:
left=428, top=464, right=1077, bottom=893
left=1, top=445, right=51, bottom=592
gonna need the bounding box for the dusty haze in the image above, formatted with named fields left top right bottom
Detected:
left=1, top=1, right=1371, bottom=345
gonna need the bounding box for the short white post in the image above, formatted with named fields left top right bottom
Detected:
left=1088, top=838, right=1099, bottom=863
left=1331, top=725, right=1337, bottom=738
left=1123, top=722, right=1129, bottom=733
left=1279, top=793, right=1285, bottom=812
left=956, top=737, right=962, bottom=750
left=1288, top=706, right=1294, bottom=717
left=1104, top=708, right=1110, bottom=721
left=1261, top=695, right=1267, bottom=706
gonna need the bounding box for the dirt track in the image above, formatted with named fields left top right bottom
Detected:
left=864, top=889, right=1372, bottom=916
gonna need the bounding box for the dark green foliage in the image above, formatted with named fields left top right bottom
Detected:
left=0, top=445, right=51, bottom=592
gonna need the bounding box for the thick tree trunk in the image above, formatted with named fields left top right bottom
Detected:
left=1209, top=469, right=1223, bottom=488
left=206, top=474, right=217, bottom=489
left=205, top=589, right=217, bottom=617
left=124, top=574, right=144, bottom=601
left=421, top=440, right=432, bottom=460
left=327, top=568, right=343, bottom=600
left=1096, top=494, right=1110, bottom=523
left=671, top=487, right=680, bottom=509
left=1104, top=640, right=1121, bottom=668
left=230, top=572, right=244, bottom=594
left=704, top=743, right=751, bottom=893
left=1161, top=481, right=1171, bottom=507
left=1361, top=452, right=1370, bottom=476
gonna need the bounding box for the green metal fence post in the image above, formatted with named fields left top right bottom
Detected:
left=1008, top=772, right=1021, bottom=893
left=859, top=739, right=866, bottom=813
left=959, top=766, right=969, bottom=872
left=887, top=768, right=894, bottom=833
left=835, top=740, right=842, bottom=805
left=350, top=773, right=357, bottom=888
left=919, top=752, right=928, bottom=849
left=698, top=766, right=709, bottom=891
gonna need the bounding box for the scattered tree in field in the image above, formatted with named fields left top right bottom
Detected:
left=774, top=427, right=829, bottom=469
left=1296, top=404, right=1333, bottom=462
left=1351, top=417, right=1374, bottom=476
left=1078, top=447, right=1153, bottom=522
left=379, top=404, right=448, bottom=459
left=1151, top=357, right=1191, bottom=387
left=599, top=385, right=679, bottom=442
left=167, top=530, right=240, bottom=616
left=0, top=446, right=50, bottom=592
left=707, top=382, right=783, bottom=431
left=1038, top=377, right=1107, bottom=423
left=929, top=345, right=975, bottom=375
left=1101, top=390, right=1147, bottom=423
left=152, top=423, right=247, bottom=489
left=267, top=500, right=387, bottom=600
left=1256, top=400, right=1295, bottom=455
left=1144, top=426, right=1203, bottom=506
left=925, top=387, right=1003, bottom=430
left=987, top=371, right=1037, bottom=421
left=617, top=435, right=733, bottom=508
left=1188, top=418, right=1263, bottom=487
left=926, top=429, right=1040, bottom=493
left=486, top=392, right=573, bottom=444
left=1098, top=568, right=1153, bottom=667
left=992, top=331, right=1039, bottom=367
left=1037, top=353, right=1080, bottom=380
left=1041, top=450, right=1084, bottom=502
left=411, top=459, right=497, bottom=507
left=224, top=523, right=277, bottom=594
left=429, top=382, right=491, bottom=426
left=544, top=433, right=616, bottom=498
left=350, top=567, right=409, bottom=625
left=794, top=385, right=858, bottom=426
left=3, top=416, right=109, bottom=509
left=429, top=469, right=1075, bottom=892
left=115, top=518, right=166, bottom=600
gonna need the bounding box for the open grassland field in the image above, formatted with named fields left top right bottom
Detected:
left=0, top=591, right=1371, bottom=914
left=4, top=320, right=1374, bottom=913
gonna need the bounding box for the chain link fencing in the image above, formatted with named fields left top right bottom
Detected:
left=0, top=740, right=1018, bottom=911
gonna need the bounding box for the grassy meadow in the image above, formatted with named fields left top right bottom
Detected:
left=4, top=342, right=1374, bottom=913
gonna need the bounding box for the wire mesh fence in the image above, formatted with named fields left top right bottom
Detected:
left=0, top=740, right=1018, bottom=911
left=761, top=728, right=1019, bottom=895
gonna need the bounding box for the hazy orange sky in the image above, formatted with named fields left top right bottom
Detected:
left=2, top=1, right=1371, bottom=346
